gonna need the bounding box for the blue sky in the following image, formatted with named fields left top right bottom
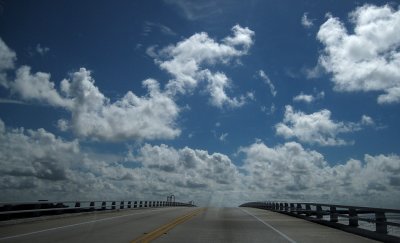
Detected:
left=0, top=0, right=399, bottom=207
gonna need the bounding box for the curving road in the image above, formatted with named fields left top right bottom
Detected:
left=0, top=207, right=377, bottom=242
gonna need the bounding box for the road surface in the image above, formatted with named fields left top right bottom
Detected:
left=0, top=207, right=378, bottom=242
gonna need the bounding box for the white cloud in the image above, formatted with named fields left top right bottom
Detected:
left=61, top=70, right=181, bottom=141
left=219, top=132, right=228, bottom=142
left=0, top=37, right=16, bottom=87
left=11, top=66, right=73, bottom=108
left=136, top=144, right=238, bottom=185
left=261, top=103, right=276, bottom=115
left=304, top=63, right=324, bottom=79
left=301, top=12, right=314, bottom=28
left=293, top=91, right=324, bottom=103
left=142, top=22, right=176, bottom=36
left=153, top=25, right=254, bottom=108
left=0, top=98, right=26, bottom=105
left=361, top=114, right=375, bottom=126
left=0, top=119, right=154, bottom=201
left=204, top=71, right=247, bottom=108
left=36, top=44, right=50, bottom=56
left=275, top=105, right=361, bottom=146
left=317, top=4, right=400, bottom=104
left=240, top=141, right=400, bottom=207
left=223, top=25, right=254, bottom=50
left=0, top=38, right=181, bottom=142
left=57, top=119, right=69, bottom=132
left=258, top=70, right=277, bottom=97
left=0, top=119, right=399, bottom=207
left=163, top=0, right=224, bottom=21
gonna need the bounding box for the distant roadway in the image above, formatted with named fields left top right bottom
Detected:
left=0, top=207, right=378, bottom=242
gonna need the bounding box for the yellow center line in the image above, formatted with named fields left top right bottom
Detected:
left=131, top=208, right=205, bottom=243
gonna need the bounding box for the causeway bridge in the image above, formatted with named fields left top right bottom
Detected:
left=0, top=200, right=399, bottom=242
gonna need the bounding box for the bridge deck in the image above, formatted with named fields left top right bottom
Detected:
left=0, top=207, right=378, bottom=242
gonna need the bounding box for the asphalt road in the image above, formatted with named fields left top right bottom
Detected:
left=0, top=207, right=378, bottom=242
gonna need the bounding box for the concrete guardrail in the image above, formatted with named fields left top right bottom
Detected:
left=0, top=200, right=196, bottom=221
left=240, top=201, right=400, bottom=243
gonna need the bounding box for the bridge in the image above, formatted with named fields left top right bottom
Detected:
left=0, top=200, right=399, bottom=242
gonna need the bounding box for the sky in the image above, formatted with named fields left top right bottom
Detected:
left=0, top=0, right=400, bottom=208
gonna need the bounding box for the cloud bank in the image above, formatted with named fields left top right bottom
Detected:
left=1, top=119, right=399, bottom=207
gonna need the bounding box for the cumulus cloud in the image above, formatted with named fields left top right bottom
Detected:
left=240, top=141, right=400, bottom=207
left=301, top=12, right=314, bottom=28
left=258, top=70, right=277, bottom=97
left=1, top=119, right=399, bottom=207
left=60, top=70, right=180, bottom=141
left=0, top=38, right=181, bottom=142
left=0, top=119, right=79, bottom=195
left=317, top=4, right=400, bottom=104
left=275, top=105, right=361, bottom=146
left=293, top=91, right=324, bottom=103
left=0, top=37, right=16, bottom=87
left=204, top=71, right=248, bottom=107
left=152, top=24, right=255, bottom=108
left=11, top=66, right=73, bottom=108
left=136, top=144, right=238, bottom=186
left=0, top=119, right=150, bottom=201
left=0, top=119, right=241, bottom=204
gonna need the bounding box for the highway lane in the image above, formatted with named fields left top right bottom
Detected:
left=0, top=207, right=378, bottom=242
left=0, top=207, right=198, bottom=242
left=155, top=207, right=378, bottom=243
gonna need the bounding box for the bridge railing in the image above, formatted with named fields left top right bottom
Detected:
left=240, top=201, right=400, bottom=243
left=0, top=200, right=195, bottom=221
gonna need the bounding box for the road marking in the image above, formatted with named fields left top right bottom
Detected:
left=131, top=208, right=204, bottom=243
left=0, top=208, right=166, bottom=241
left=241, top=208, right=297, bottom=243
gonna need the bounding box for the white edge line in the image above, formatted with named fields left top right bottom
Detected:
left=241, top=208, right=297, bottom=243
left=0, top=208, right=165, bottom=241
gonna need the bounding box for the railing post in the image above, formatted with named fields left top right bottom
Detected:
left=349, top=208, right=358, bottom=227
left=330, top=206, right=338, bottom=223
left=316, top=205, right=323, bottom=219
left=134, top=201, right=137, bottom=208
left=128, top=201, right=131, bottom=209
left=101, top=201, right=106, bottom=210
left=290, top=203, right=295, bottom=212
left=89, top=201, right=95, bottom=211
left=305, top=204, right=311, bottom=217
left=375, top=212, right=387, bottom=234
left=75, top=202, right=81, bottom=213
left=296, top=204, right=303, bottom=215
